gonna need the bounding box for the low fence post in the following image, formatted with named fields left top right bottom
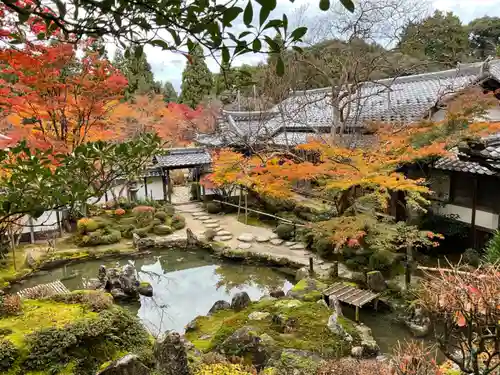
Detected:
left=309, top=257, right=314, bottom=275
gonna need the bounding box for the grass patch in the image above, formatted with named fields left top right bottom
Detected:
left=185, top=299, right=358, bottom=359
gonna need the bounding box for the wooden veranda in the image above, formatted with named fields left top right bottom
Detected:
left=323, top=282, right=381, bottom=322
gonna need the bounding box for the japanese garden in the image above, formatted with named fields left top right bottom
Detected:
left=0, top=0, right=499, bottom=374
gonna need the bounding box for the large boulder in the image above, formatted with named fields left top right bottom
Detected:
left=218, top=326, right=277, bottom=370
left=287, top=278, right=326, bottom=302
left=97, top=354, right=150, bottom=375
left=231, top=291, right=251, bottom=311
left=137, top=282, right=153, bottom=297
left=267, top=349, right=323, bottom=375
left=208, top=300, right=231, bottom=315
left=404, top=306, right=431, bottom=338
left=355, top=324, right=380, bottom=358
left=366, top=271, right=386, bottom=292
left=154, top=331, right=190, bottom=375
left=327, top=313, right=353, bottom=343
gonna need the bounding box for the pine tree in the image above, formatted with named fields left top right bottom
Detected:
left=179, top=44, right=213, bottom=108
left=162, top=81, right=178, bottom=103
left=113, top=47, right=157, bottom=98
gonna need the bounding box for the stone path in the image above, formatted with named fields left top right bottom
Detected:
left=171, top=185, right=192, bottom=205
left=176, top=203, right=353, bottom=278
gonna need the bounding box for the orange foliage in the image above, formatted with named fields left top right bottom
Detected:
left=0, top=42, right=127, bottom=151
left=107, top=95, right=214, bottom=146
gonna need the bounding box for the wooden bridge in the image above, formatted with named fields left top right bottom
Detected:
left=17, top=280, right=70, bottom=299
left=323, top=281, right=381, bottom=322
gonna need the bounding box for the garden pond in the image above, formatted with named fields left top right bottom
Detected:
left=12, top=248, right=421, bottom=354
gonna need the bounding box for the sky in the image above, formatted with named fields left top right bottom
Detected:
left=136, top=0, right=500, bottom=92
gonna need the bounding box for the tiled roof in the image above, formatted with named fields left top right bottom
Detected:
left=154, top=148, right=211, bottom=168
left=434, top=134, right=500, bottom=175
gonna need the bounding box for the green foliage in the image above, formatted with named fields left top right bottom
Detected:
left=399, top=10, right=470, bottom=67
left=76, top=228, right=122, bottom=247
left=133, top=225, right=153, bottom=238
left=0, top=339, right=18, bottom=371
left=368, top=250, right=395, bottom=273
left=484, top=230, right=500, bottom=265
left=50, top=291, right=113, bottom=312
left=162, top=81, right=178, bottom=103
left=171, top=213, right=186, bottom=230
left=77, top=218, right=99, bottom=234
left=312, top=237, right=335, bottom=257
left=153, top=225, right=173, bottom=235
left=463, top=248, right=480, bottom=267
left=163, top=203, right=176, bottom=216
left=468, top=16, right=500, bottom=60
left=154, top=211, right=168, bottom=221
left=206, top=202, right=222, bottom=214
left=117, top=224, right=135, bottom=239
left=179, top=44, right=213, bottom=108
left=133, top=206, right=155, bottom=227
left=276, top=224, right=294, bottom=240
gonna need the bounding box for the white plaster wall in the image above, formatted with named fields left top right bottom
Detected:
left=431, top=108, right=500, bottom=122
left=136, top=177, right=164, bottom=201
left=435, top=203, right=499, bottom=230
left=21, top=210, right=59, bottom=234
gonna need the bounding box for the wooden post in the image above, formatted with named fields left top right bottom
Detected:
left=29, top=216, right=35, bottom=244
left=471, top=176, right=478, bottom=249
left=55, top=210, right=63, bottom=237
left=244, top=188, right=248, bottom=224
left=355, top=306, right=360, bottom=323
left=309, top=257, right=314, bottom=275
left=167, top=169, right=172, bottom=204
left=162, top=170, right=168, bottom=202
left=374, top=298, right=379, bottom=312
left=237, top=187, right=243, bottom=221
left=332, top=261, right=339, bottom=278
left=143, top=177, right=148, bottom=198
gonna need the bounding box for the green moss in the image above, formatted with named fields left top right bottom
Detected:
left=302, top=291, right=322, bottom=302
left=185, top=299, right=357, bottom=359
left=291, top=279, right=308, bottom=292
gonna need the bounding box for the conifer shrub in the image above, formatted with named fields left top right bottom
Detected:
left=276, top=224, right=294, bottom=240
left=154, top=211, right=168, bottom=221
left=206, top=202, right=221, bottom=214
left=76, top=218, right=99, bottom=234
left=0, top=339, right=18, bottom=371
left=484, top=230, right=500, bottom=265
left=154, top=225, right=173, bottom=235
left=171, top=214, right=186, bottom=230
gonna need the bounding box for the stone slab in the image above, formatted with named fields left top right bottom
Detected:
left=256, top=236, right=270, bottom=243
left=238, top=242, right=252, bottom=249
left=217, top=230, right=232, bottom=236
left=237, top=233, right=255, bottom=242
left=195, top=215, right=211, bottom=221
left=203, top=219, right=219, bottom=224
left=285, top=241, right=296, bottom=247
left=192, top=212, right=206, bottom=217
left=270, top=239, right=284, bottom=246
left=290, top=243, right=305, bottom=250
left=205, top=223, right=220, bottom=229
left=215, top=235, right=233, bottom=241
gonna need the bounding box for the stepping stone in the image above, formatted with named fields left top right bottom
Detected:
left=192, top=212, right=206, bottom=217
left=290, top=243, right=305, bottom=250
left=214, top=235, right=233, bottom=241
left=269, top=233, right=278, bottom=240
left=270, top=239, right=284, bottom=246
left=205, top=223, right=220, bottom=229
left=203, top=219, right=219, bottom=224
left=285, top=241, right=296, bottom=247
left=256, top=236, right=270, bottom=243
left=195, top=215, right=210, bottom=221
left=217, top=230, right=231, bottom=236
left=238, top=233, right=255, bottom=242
left=238, top=242, right=252, bottom=249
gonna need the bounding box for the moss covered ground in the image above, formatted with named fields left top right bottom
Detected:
left=0, top=293, right=152, bottom=375
left=185, top=298, right=359, bottom=359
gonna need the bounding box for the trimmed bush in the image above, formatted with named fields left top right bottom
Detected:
left=463, top=248, right=480, bottom=267
left=0, top=294, right=22, bottom=316
left=133, top=225, right=152, bottom=238
left=132, top=205, right=155, bottom=215
left=206, top=202, right=221, bottom=214
left=154, top=211, right=168, bottom=221
left=76, top=228, right=121, bottom=247
left=485, top=230, right=500, bottom=265
left=276, top=223, right=294, bottom=240
left=50, top=291, right=113, bottom=312
left=92, top=216, right=112, bottom=229
left=76, top=218, right=99, bottom=234
left=114, top=208, right=126, bottom=216
left=154, top=225, right=173, bottom=236
left=171, top=213, right=186, bottom=230
left=368, top=250, right=394, bottom=272
left=117, top=224, right=135, bottom=239
left=163, top=203, right=175, bottom=216
left=119, top=217, right=137, bottom=225
left=312, top=237, right=335, bottom=257
left=133, top=205, right=155, bottom=227
left=0, top=339, right=18, bottom=371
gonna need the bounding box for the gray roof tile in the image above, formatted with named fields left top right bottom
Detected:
left=154, top=148, right=211, bottom=168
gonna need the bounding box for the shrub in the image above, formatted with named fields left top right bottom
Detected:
left=312, top=237, right=335, bottom=257
left=206, top=202, right=221, bottom=214
left=163, top=203, right=175, bottom=216
left=318, top=358, right=390, bottom=375
left=117, top=224, right=135, bottom=239
left=133, top=206, right=155, bottom=227
left=154, top=211, right=168, bottom=221
left=92, top=216, right=112, bottom=229
left=191, top=182, right=200, bottom=200
left=204, top=229, right=217, bottom=241
left=77, top=218, right=99, bottom=234
left=114, top=208, right=126, bottom=216
left=76, top=228, right=121, bottom=247
left=368, top=250, right=394, bottom=272
left=485, top=230, right=500, bottom=265
left=0, top=339, right=18, bottom=371
left=50, top=291, right=113, bottom=312
left=276, top=223, right=294, bottom=240
left=0, top=294, right=22, bottom=316
left=171, top=170, right=186, bottom=185
left=171, top=214, right=186, bottom=230
left=119, top=216, right=137, bottom=225
left=154, top=225, right=173, bottom=236
left=463, top=248, right=480, bottom=267
left=133, top=225, right=152, bottom=238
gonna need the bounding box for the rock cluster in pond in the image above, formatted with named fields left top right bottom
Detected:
left=89, top=264, right=153, bottom=300
left=404, top=305, right=431, bottom=337
left=97, top=354, right=151, bottom=375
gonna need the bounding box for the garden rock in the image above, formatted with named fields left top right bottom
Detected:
left=404, top=306, right=431, bottom=338
left=218, top=326, right=276, bottom=370
left=366, top=271, right=386, bottom=292
left=217, top=230, right=231, bottom=236
left=274, top=300, right=302, bottom=309
left=192, top=212, right=205, bottom=217
left=238, top=242, right=252, bottom=250
left=259, top=296, right=276, bottom=303
left=272, top=313, right=297, bottom=333
left=96, top=354, right=150, bottom=375
left=290, top=243, right=305, bottom=250
left=327, top=313, right=353, bottom=342
left=268, top=349, right=323, bottom=374
left=137, top=282, right=153, bottom=297
left=269, top=233, right=278, bottom=240
left=205, top=223, right=220, bottom=229
left=185, top=318, right=198, bottom=332
left=238, top=233, right=255, bottom=242
left=203, top=219, right=219, bottom=224
left=270, top=239, right=284, bottom=246
left=269, top=288, right=285, bottom=298
left=196, top=215, right=210, bottom=221
left=295, top=267, right=309, bottom=281
left=214, top=235, right=233, bottom=241
left=351, top=346, right=364, bottom=358
left=287, top=278, right=326, bottom=301
left=208, top=300, right=231, bottom=315
left=285, top=241, right=295, bottom=247
left=231, top=291, right=251, bottom=311
left=248, top=311, right=270, bottom=321
left=24, top=251, right=37, bottom=269
left=256, top=235, right=270, bottom=243
left=355, top=324, right=380, bottom=358
left=154, top=331, right=190, bottom=375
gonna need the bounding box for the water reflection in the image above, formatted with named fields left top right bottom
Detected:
left=12, top=249, right=293, bottom=336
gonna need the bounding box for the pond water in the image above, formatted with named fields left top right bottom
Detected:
left=13, top=249, right=422, bottom=353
